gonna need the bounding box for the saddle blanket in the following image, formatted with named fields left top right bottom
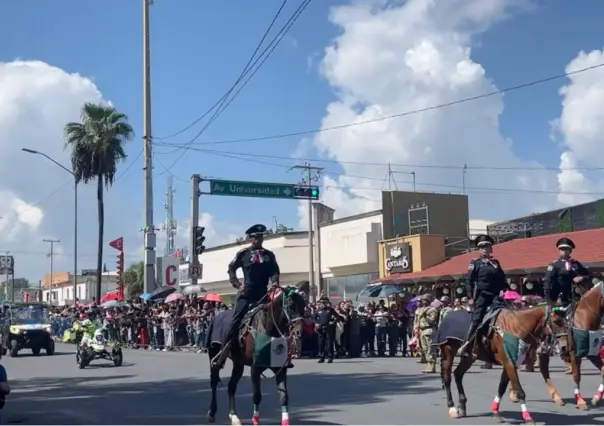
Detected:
left=500, top=331, right=528, bottom=367
left=206, top=309, right=236, bottom=347
left=253, top=333, right=289, bottom=368
left=572, top=328, right=603, bottom=358
left=434, top=309, right=471, bottom=345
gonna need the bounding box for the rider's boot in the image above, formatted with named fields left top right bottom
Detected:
left=422, top=361, right=436, bottom=373
left=457, top=323, right=478, bottom=357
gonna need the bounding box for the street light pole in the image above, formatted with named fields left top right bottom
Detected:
left=22, top=148, right=78, bottom=305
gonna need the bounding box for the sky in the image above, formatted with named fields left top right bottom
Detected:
left=1, top=0, right=604, bottom=281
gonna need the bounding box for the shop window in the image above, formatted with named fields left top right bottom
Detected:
left=326, top=272, right=379, bottom=301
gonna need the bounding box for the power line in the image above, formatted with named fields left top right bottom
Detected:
left=154, top=145, right=604, bottom=172
left=156, top=62, right=604, bottom=147
left=154, top=0, right=290, bottom=141
left=158, top=0, right=312, bottom=175
left=193, top=148, right=604, bottom=197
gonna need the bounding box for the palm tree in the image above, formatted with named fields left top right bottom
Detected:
left=64, top=103, right=134, bottom=302
left=124, top=261, right=144, bottom=297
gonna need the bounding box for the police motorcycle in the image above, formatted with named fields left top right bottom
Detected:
left=76, top=326, right=123, bottom=369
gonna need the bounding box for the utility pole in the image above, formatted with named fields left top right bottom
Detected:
left=292, top=163, right=323, bottom=303
left=462, top=164, right=468, bottom=195
left=3, top=251, right=9, bottom=302
left=163, top=175, right=177, bottom=255
left=43, top=239, right=60, bottom=305
left=142, top=0, right=156, bottom=294
left=189, top=174, right=202, bottom=286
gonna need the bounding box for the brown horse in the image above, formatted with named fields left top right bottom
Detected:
left=206, top=287, right=306, bottom=426
left=439, top=304, right=567, bottom=424
left=544, top=280, right=604, bottom=410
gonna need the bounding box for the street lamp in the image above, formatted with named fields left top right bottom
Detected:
left=22, top=148, right=78, bottom=305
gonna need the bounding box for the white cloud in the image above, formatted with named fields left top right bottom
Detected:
left=297, top=0, right=558, bottom=228
left=171, top=212, right=240, bottom=255
left=555, top=48, right=604, bottom=206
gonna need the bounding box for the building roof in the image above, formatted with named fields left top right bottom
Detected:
left=381, top=227, right=604, bottom=283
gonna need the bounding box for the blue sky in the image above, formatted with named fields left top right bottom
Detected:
left=2, top=0, right=604, bottom=260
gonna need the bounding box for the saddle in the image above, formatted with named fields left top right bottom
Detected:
left=478, top=305, right=503, bottom=332
left=237, top=303, right=267, bottom=342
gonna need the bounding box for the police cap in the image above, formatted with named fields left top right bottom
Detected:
left=318, top=296, right=329, bottom=303
left=474, top=234, right=494, bottom=248
left=245, top=224, right=267, bottom=236
left=440, top=295, right=450, bottom=302
left=420, top=293, right=432, bottom=301
left=556, top=237, right=575, bottom=250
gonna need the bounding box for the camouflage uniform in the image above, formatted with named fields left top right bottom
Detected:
left=438, top=296, right=452, bottom=327
left=418, top=294, right=438, bottom=373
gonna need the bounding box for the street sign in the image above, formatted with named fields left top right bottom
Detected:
left=0, top=256, right=14, bottom=275
left=209, top=179, right=295, bottom=199
left=189, top=263, right=203, bottom=280
left=109, top=237, right=123, bottom=251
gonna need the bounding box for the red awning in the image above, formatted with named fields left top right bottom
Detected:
left=101, top=290, right=123, bottom=303
left=203, top=293, right=221, bottom=302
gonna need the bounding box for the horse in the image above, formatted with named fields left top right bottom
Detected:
left=205, top=286, right=306, bottom=426
left=543, top=279, right=604, bottom=410
left=437, top=302, right=568, bottom=424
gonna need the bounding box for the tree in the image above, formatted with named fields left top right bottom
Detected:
left=124, top=261, right=144, bottom=297
left=64, top=103, right=134, bottom=302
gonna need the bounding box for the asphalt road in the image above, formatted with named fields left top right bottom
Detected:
left=3, top=344, right=604, bottom=425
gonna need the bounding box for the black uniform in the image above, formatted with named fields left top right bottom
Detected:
left=222, top=225, right=280, bottom=347
left=543, top=258, right=588, bottom=304
left=465, top=257, right=507, bottom=332
left=314, top=301, right=336, bottom=362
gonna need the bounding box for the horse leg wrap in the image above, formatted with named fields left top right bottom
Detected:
left=520, top=403, right=531, bottom=421
left=594, top=384, right=604, bottom=401
left=491, top=396, right=500, bottom=414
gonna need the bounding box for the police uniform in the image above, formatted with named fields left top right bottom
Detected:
left=213, top=224, right=280, bottom=366
left=417, top=294, right=438, bottom=373
left=543, top=237, right=589, bottom=305
left=459, top=234, right=507, bottom=356
left=314, top=296, right=336, bottom=363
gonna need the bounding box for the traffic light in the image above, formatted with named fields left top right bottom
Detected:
left=194, top=226, right=206, bottom=255
left=293, top=185, right=319, bottom=200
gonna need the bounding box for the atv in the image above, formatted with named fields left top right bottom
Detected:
left=76, top=328, right=123, bottom=369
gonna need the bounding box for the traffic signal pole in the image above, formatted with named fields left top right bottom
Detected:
left=190, top=174, right=201, bottom=286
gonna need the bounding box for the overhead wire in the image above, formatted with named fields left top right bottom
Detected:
left=157, top=0, right=312, bottom=175
left=155, top=62, right=604, bottom=147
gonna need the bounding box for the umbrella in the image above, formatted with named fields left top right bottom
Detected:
left=149, top=286, right=177, bottom=301
left=101, top=300, right=120, bottom=309
left=357, top=284, right=404, bottom=299
left=203, top=293, right=221, bottom=302
left=100, top=290, right=122, bottom=303
left=181, top=285, right=207, bottom=296
left=430, top=299, right=442, bottom=308
left=165, top=292, right=185, bottom=304
left=503, top=290, right=521, bottom=300
left=139, top=293, right=152, bottom=301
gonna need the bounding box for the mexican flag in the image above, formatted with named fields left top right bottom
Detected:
left=501, top=331, right=528, bottom=367
left=253, top=333, right=289, bottom=368
left=572, top=328, right=602, bottom=358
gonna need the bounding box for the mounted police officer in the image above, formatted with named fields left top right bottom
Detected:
left=314, top=296, right=337, bottom=363
left=543, top=237, right=589, bottom=306
left=212, top=224, right=281, bottom=367
left=458, top=234, right=507, bottom=357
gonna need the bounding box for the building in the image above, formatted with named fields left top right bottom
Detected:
left=41, top=270, right=119, bottom=306
left=198, top=190, right=473, bottom=301
left=487, top=198, right=604, bottom=242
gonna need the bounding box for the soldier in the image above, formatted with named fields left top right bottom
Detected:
left=458, top=234, right=507, bottom=357
left=211, top=224, right=280, bottom=368
left=543, top=237, right=589, bottom=306
left=438, top=295, right=452, bottom=327
left=417, top=293, right=438, bottom=373
left=413, top=301, right=426, bottom=363
left=314, top=296, right=337, bottom=363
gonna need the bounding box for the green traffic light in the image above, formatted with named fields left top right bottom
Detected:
left=311, top=188, right=318, bottom=196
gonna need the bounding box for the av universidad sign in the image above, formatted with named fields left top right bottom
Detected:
left=156, top=257, right=180, bottom=287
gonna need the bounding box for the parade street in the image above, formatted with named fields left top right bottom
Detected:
left=4, top=343, right=604, bottom=425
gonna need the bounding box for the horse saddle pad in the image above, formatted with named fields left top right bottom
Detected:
left=207, top=305, right=265, bottom=346
left=479, top=307, right=502, bottom=330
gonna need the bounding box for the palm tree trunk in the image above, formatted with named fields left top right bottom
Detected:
left=96, top=175, right=105, bottom=303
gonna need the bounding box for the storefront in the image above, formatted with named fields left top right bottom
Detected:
left=377, top=234, right=447, bottom=280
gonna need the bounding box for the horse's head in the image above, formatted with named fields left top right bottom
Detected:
left=548, top=307, right=570, bottom=359
left=268, top=286, right=307, bottom=334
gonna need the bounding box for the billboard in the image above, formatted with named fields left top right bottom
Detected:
left=0, top=256, right=14, bottom=275
left=155, top=257, right=180, bottom=287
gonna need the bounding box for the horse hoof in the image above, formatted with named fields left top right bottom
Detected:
left=252, top=415, right=260, bottom=425
left=509, top=392, right=519, bottom=403
left=229, top=414, right=242, bottom=426
left=524, top=419, right=535, bottom=425
left=554, top=397, right=565, bottom=406
left=281, top=419, right=289, bottom=426
left=448, top=407, right=459, bottom=418
left=206, top=413, right=215, bottom=424
left=576, top=400, right=588, bottom=411
left=592, top=397, right=601, bottom=407
left=456, top=407, right=466, bottom=418
left=492, top=414, right=502, bottom=423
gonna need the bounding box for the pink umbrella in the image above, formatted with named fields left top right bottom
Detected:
left=165, top=292, right=184, bottom=304
left=503, top=290, right=521, bottom=300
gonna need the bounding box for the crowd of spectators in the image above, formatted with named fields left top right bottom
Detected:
left=48, top=295, right=415, bottom=358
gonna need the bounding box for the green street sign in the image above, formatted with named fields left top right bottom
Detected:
left=209, top=179, right=295, bottom=199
